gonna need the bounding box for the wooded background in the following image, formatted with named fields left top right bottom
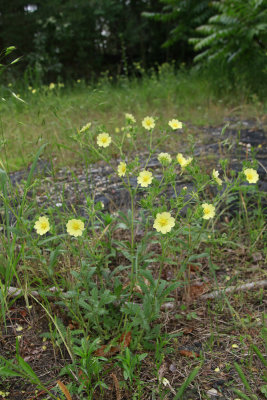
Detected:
left=1, top=0, right=266, bottom=93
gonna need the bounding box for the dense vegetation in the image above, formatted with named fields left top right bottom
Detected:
left=1, top=0, right=266, bottom=95
left=0, top=2, right=266, bottom=399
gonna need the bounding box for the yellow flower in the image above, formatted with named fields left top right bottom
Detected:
left=168, top=119, right=182, bottom=130
left=125, top=113, right=136, bottom=123
left=177, top=153, right=192, bottom=168
left=153, top=212, right=175, bottom=234
left=142, top=116, right=155, bottom=130
left=212, top=169, right=222, bottom=185
left=97, top=132, right=111, bottom=148
left=77, top=79, right=81, bottom=83
left=244, top=168, right=259, bottom=184
left=202, top=203, right=215, bottom=220
left=115, top=127, right=120, bottom=133
left=158, top=152, right=172, bottom=165
left=80, top=122, right=91, bottom=133
left=137, top=170, right=153, bottom=187
left=28, top=86, right=32, bottom=90
left=66, top=219, right=85, bottom=237
left=32, top=89, right=36, bottom=94
left=117, top=161, right=127, bottom=177
left=49, top=83, right=55, bottom=90
left=126, top=133, right=131, bottom=138
left=34, top=216, right=50, bottom=235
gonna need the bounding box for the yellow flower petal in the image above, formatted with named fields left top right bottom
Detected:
left=34, top=216, right=50, bottom=235
left=168, top=119, right=182, bottom=130
left=97, top=132, right=111, bottom=148
left=66, top=219, right=85, bottom=237
left=244, top=168, right=259, bottom=184
left=117, top=161, right=127, bottom=177
left=153, top=212, right=175, bottom=234
left=137, top=170, right=153, bottom=187
left=142, top=116, right=155, bottom=130
left=202, top=203, right=215, bottom=220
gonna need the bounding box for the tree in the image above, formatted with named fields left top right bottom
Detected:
left=189, top=0, right=267, bottom=91
left=142, top=0, right=213, bottom=63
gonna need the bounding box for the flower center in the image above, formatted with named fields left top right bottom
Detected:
left=41, top=222, right=47, bottom=229
left=159, top=218, right=168, bottom=227
left=73, top=223, right=80, bottom=230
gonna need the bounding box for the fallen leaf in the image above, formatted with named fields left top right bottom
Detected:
left=94, top=344, right=120, bottom=357
left=183, top=327, right=194, bottom=334
left=19, top=309, right=27, bottom=317
left=119, top=331, right=131, bottom=347
left=179, top=349, right=200, bottom=358
left=188, top=264, right=200, bottom=272
left=183, top=282, right=209, bottom=301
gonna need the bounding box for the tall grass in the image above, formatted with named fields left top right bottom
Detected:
left=1, top=64, right=266, bottom=171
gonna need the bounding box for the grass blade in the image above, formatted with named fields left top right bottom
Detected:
left=173, top=363, right=202, bottom=399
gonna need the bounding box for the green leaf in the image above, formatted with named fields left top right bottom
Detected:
left=18, top=356, right=41, bottom=383
left=0, top=366, right=20, bottom=377
left=5, top=46, right=16, bottom=56
left=174, top=364, right=202, bottom=399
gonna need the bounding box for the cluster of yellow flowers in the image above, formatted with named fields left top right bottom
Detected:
left=34, top=116, right=259, bottom=238
left=34, top=217, right=85, bottom=237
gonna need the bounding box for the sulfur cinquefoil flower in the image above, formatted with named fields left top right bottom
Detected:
left=125, top=113, right=136, bottom=123
left=142, top=116, right=155, bottom=130
left=137, top=170, right=153, bottom=187
left=212, top=169, right=222, bottom=185
left=117, top=161, right=127, bottom=177
left=80, top=122, right=91, bottom=133
left=153, top=212, right=175, bottom=234
left=244, top=168, right=259, bottom=184
left=168, top=119, right=182, bottom=130
left=177, top=153, right=192, bottom=168
left=202, top=203, right=215, bottom=220
left=66, top=219, right=85, bottom=237
left=158, top=152, right=172, bottom=165
left=49, top=83, right=55, bottom=90
left=34, top=216, right=50, bottom=235
left=97, top=132, right=111, bottom=148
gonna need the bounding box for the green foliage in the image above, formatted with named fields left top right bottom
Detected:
left=143, top=0, right=213, bottom=59
left=189, top=0, right=267, bottom=94
left=0, top=0, right=169, bottom=81
left=0, top=72, right=266, bottom=398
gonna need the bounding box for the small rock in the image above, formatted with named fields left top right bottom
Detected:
left=207, top=388, right=219, bottom=397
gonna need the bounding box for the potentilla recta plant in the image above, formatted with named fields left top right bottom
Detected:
left=65, top=114, right=261, bottom=343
